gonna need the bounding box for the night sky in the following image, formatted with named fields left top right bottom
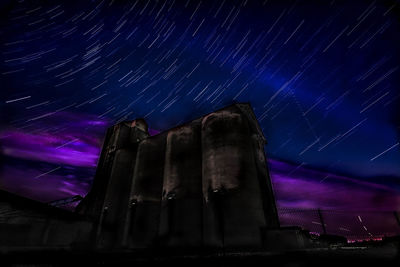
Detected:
left=0, top=0, right=399, bottom=240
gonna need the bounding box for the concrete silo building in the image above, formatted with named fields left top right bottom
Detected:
left=1, top=103, right=398, bottom=266
left=77, top=102, right=280, bottom=249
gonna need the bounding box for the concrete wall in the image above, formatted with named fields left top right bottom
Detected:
left=129, top=134, right=167, bottom=248
left=159, top=120, right=203, bottom=247
left=109, top=104, right=277, bottom=249
left=0, top=191, right=92, bottom=251
left=201, top=106, right=267, bottom=248
left=0, top=103, right=279, bottom=252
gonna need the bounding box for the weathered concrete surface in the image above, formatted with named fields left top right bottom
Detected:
left=0, top=190, right=92, bottom=251
left=159, top=121, right=203, bottom=247
left=201, top=106, right=268, bottom=248
left=129, top=134, right=166, bottom=248
left=0, top=103, right=280, bottom=252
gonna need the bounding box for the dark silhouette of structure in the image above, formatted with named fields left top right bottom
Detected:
left=77, top=103, right=279, bottom=249
left=0, top=103, right=279, bottom=250
left=0, top=103, right=398, bottom=266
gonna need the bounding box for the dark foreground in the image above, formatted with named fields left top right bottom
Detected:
left=1, top=245, right=399, bottom=267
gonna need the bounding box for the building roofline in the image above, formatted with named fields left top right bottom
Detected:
left=0, top=189, right=85, bottom=220
left=116, top=102, right=267, bottom=143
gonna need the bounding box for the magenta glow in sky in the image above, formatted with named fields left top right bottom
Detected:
left=0, top=111, right=399, bottom=241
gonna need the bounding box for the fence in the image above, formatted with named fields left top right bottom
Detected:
left=56, top=197, right=400, bottom=242
left=278, top=208, right=400, bottom=242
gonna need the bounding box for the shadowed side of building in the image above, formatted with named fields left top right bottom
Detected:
left=0, top=103, right=280, bottom=252
left=76, top=103, right=280, bottom=250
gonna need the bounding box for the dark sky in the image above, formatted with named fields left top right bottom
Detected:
left=0, top=0, right=399, bottom=240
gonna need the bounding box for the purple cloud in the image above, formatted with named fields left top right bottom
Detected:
left=0, top=112, right=399, bottom=241
left=268, top=159, right=400, bottom=240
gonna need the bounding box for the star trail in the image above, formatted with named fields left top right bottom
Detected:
left=0, top=0, right=399, bottom=239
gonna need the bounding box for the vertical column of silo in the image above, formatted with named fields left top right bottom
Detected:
left=77, top=122, right=130, bottom=217
left=128, top=134, right=166, bottom=248
left=93, top=121, right=148, bottom=249
left=76, top=119, right=150, bottom=249
left=97, top=149, right=136, bottom=248
left=76, top=122, right=134, bottom=248
left=201, top=107, right=267, bottom=248
left=235, top=103, right=280, bottom=230
left=158, top=120, right=203, bottom=247
left=75, top=126, right=113, bottom=216
left=251, top=134, right=280, bottom=229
